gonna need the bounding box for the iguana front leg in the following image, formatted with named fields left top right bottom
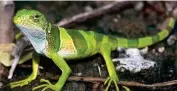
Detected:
left=33, top=52, right=71, bottom=91
left=10, top=51, right=40, bottom=88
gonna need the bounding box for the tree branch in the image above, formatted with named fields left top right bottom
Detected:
left=56, top=1, right=135, bottom=27
left=50, top=75, right=177, bottom=88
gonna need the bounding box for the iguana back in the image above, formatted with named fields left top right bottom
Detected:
left=46, top=18, right=174, bottom=60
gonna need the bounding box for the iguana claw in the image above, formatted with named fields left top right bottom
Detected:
left=104, top=76, right=119, bottom=91
left=104, top=76, right=130, bottom=91
left=33, top=79, right=60, bottom=91
left=10, top=74, right=35, bottom=88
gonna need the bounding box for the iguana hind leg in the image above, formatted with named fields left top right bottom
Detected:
left=100, top=43, right=119, bottom=91
left=10, top=51, right=40, bottom=88
left=100, top=44, right=130, bottom=91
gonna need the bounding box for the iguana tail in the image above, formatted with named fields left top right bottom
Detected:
left=114, top=17, right=175, bottom=49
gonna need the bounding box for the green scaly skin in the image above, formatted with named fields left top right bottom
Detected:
left=11, top=9, right=175, bottom=91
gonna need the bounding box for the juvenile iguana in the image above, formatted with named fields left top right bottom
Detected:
left=11, top=9, right=175, bottom=91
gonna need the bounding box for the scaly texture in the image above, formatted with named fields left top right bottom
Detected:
left=11, top=9, right=175, bottom=91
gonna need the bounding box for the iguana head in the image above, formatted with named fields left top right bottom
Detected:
left=14, top=9, right=48, bottom=54
left=14, top=9, right=48, bottom=32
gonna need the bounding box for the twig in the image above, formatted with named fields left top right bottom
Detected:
left=119, top=80, right=177, bottom=87
left=50, top=75, right=177, bottom=88
left=8, top=37, right=30, bottom=79
left=56, top=1, right=135, bottom=27
left=18, top=64, right=43, bottom=69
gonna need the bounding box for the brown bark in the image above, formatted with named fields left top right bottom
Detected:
left=0, top=1, right=14, bottom=43
left=0, top=1, right=15, bottom=87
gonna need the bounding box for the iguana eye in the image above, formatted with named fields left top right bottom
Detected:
left=33, top=14, right=41, bottom=22
left=34, top=14, right=40, bottom=19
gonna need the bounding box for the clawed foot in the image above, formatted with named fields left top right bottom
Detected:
left=10, top=74, right=35, bottom=88
left=104, top=76, right=119, bottom=91
left=104, top=76, right=130, bottom=91
left=33, top=79, right=59, bottom=91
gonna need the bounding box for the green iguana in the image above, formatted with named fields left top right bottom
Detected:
left=10, top=9, right=175, bottom=91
